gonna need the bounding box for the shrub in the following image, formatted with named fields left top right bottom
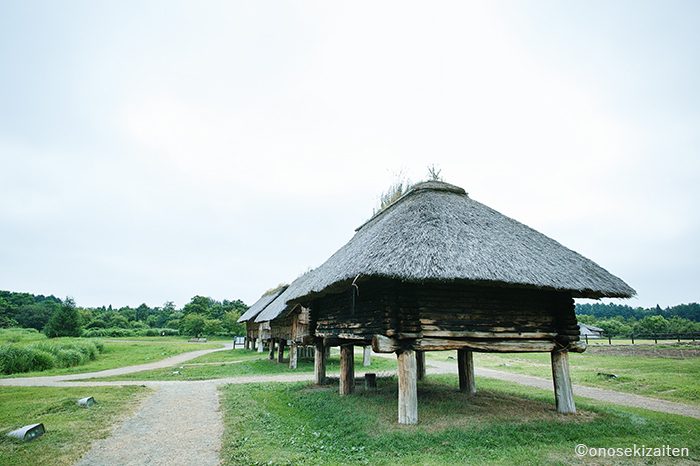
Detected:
left=0, top=339, right=106, bottom=374
left=30, top=350, right=56, bottom=371
left=0, top=346, right=56, bottom=374
left=81, top=327, right=132, bottom=338
left=55, top=348, right=85, bottom=367
left=0, top=346, right=33, bottom=373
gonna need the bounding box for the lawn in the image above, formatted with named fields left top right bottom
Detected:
left=0, top=385, right=149, bottom=466
left=423, top=345, right=700, bottom=407
left=1, top=335, right=222, bottom=378
left=89, top=348, right=397, bottom=381
left=219, top=375, right=700, bottom=465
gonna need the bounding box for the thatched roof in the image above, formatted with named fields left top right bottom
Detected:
left=237, top=285, right=288, bottom=323
left=286, top=180, right=635, bottom=302
left=254, top=272, right=314, bottom=323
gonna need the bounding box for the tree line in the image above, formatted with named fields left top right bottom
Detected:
left=575, top=302, right=700, bottom=337
left=0, top=290, right=248, bottom=338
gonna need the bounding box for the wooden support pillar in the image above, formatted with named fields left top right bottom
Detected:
left=314, top=340, right=327, bottom=385
left=457, top=349, right=476, bottom=395
left=339, top=344, right=355, bottom=395
left=416, top=350, right=426, bottom=380
left=363, top=346, right=372, bottom=367
left=289, top=342, right=298, bottom=369
left=257, top=337, right=263, bottom=353
left=551, top=350, right=576, bottom=414
left=277, top=339, right=286, bottom=363
left=324, top=346, right=331, bottom=361
left=268, top=338, right=276, bottom=360
left=397, top=350, right=418, bottom=424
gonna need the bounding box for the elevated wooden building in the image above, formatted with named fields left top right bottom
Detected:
left=284, top=181, right=635, bottom=424
left=237, top=285, right=287, bottom=352
left=255, top=273, right=315, bottom=368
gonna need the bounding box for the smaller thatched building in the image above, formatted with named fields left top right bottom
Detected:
left=237, top=285, right=288, bottom=352
left=255, top=273, right=315, bottom=368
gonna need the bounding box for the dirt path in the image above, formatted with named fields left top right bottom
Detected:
left=0, top=343, right=231, bottom=387
left=75, top=383, right=222, bottom=466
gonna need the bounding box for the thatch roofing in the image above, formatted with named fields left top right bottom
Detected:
left=286, top=180, right=635, bottom=302
left=237, top=285, right=288, bottom=323
left=254, top=272, right=314, bottom=323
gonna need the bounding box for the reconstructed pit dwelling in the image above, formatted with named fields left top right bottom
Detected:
left=244, top=181, right=635, bottom=424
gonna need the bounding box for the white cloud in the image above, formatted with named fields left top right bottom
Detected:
left=1, top=1, right=698, bottom=307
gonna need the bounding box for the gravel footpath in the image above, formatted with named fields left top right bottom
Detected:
left=75, top=383, right=222, bottom=466
left=0, top=343, right=231, bottom=387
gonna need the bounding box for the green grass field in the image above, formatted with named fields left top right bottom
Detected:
left=0, top=333, right=222, bottom=378
left=219, top=375, right=700, bottom=465
left=0, top=385, right=149, bottom=466
left=423, top=346, right=700, bottom=407
left=89, top=348, right=397, bottom=381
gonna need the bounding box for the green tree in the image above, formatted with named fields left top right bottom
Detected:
left=221, top=311, right=245, bottom=336
left=634, top=315, right=670, bottom=335
left=204, top=319, right=223, bottom=336
left=596, top=318, right=633, bottom=337
left=135, top=303, right=151, bottom=321
left=44, top=297, right=82, bottom=337
left=0, top=296, right=19, bottom=328
left=180, top=313, right=206, bottom=337
left=183, top=296, right=214, bottom=316
left=110, top=314, right=130, bottom=328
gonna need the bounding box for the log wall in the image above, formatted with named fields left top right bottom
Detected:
left=309, top=279, right=580, bottom=351
left=269, top=306, right=312, bottom=342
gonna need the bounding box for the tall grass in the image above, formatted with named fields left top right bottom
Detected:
left=0, top=340, right=105, bottom=375
left=81, top=327, right=179, bottom=338
left=0, top=328, right=47, bottom=345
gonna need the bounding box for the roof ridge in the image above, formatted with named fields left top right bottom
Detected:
left=355, top=180, right=468, bottom=232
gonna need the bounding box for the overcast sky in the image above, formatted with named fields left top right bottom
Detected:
left=1, top=1, right=698, bottom=309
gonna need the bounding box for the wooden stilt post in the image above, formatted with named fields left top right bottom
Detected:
left=397, top=350, right=418, bottom=424
left=339, top=344, right=355, bottom=395
left=363, top=346, right=372, bottom=367
left=416, top=350, right=426, bottom=380
left=277, top=339, right=286, bottom=363
left=268, top=338, right=276, bottom=360
left=258, top=323, right=265, bottom=353
left=325, top=346, right=331, bottom=361
left=289, top=341, right=298, bottom=369
left=457, top=349, right=476, bottom=395
left=314, top=340, right=327, bottom=385
left=551, top=350, right=576, bottom=414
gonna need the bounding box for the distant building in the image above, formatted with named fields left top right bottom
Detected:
left=578, top=323, right=604, bottom=339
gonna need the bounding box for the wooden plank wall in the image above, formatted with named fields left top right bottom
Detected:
left=309, top=279, right=579, bottom=345
left=270, top=306, right=312, bottom=342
